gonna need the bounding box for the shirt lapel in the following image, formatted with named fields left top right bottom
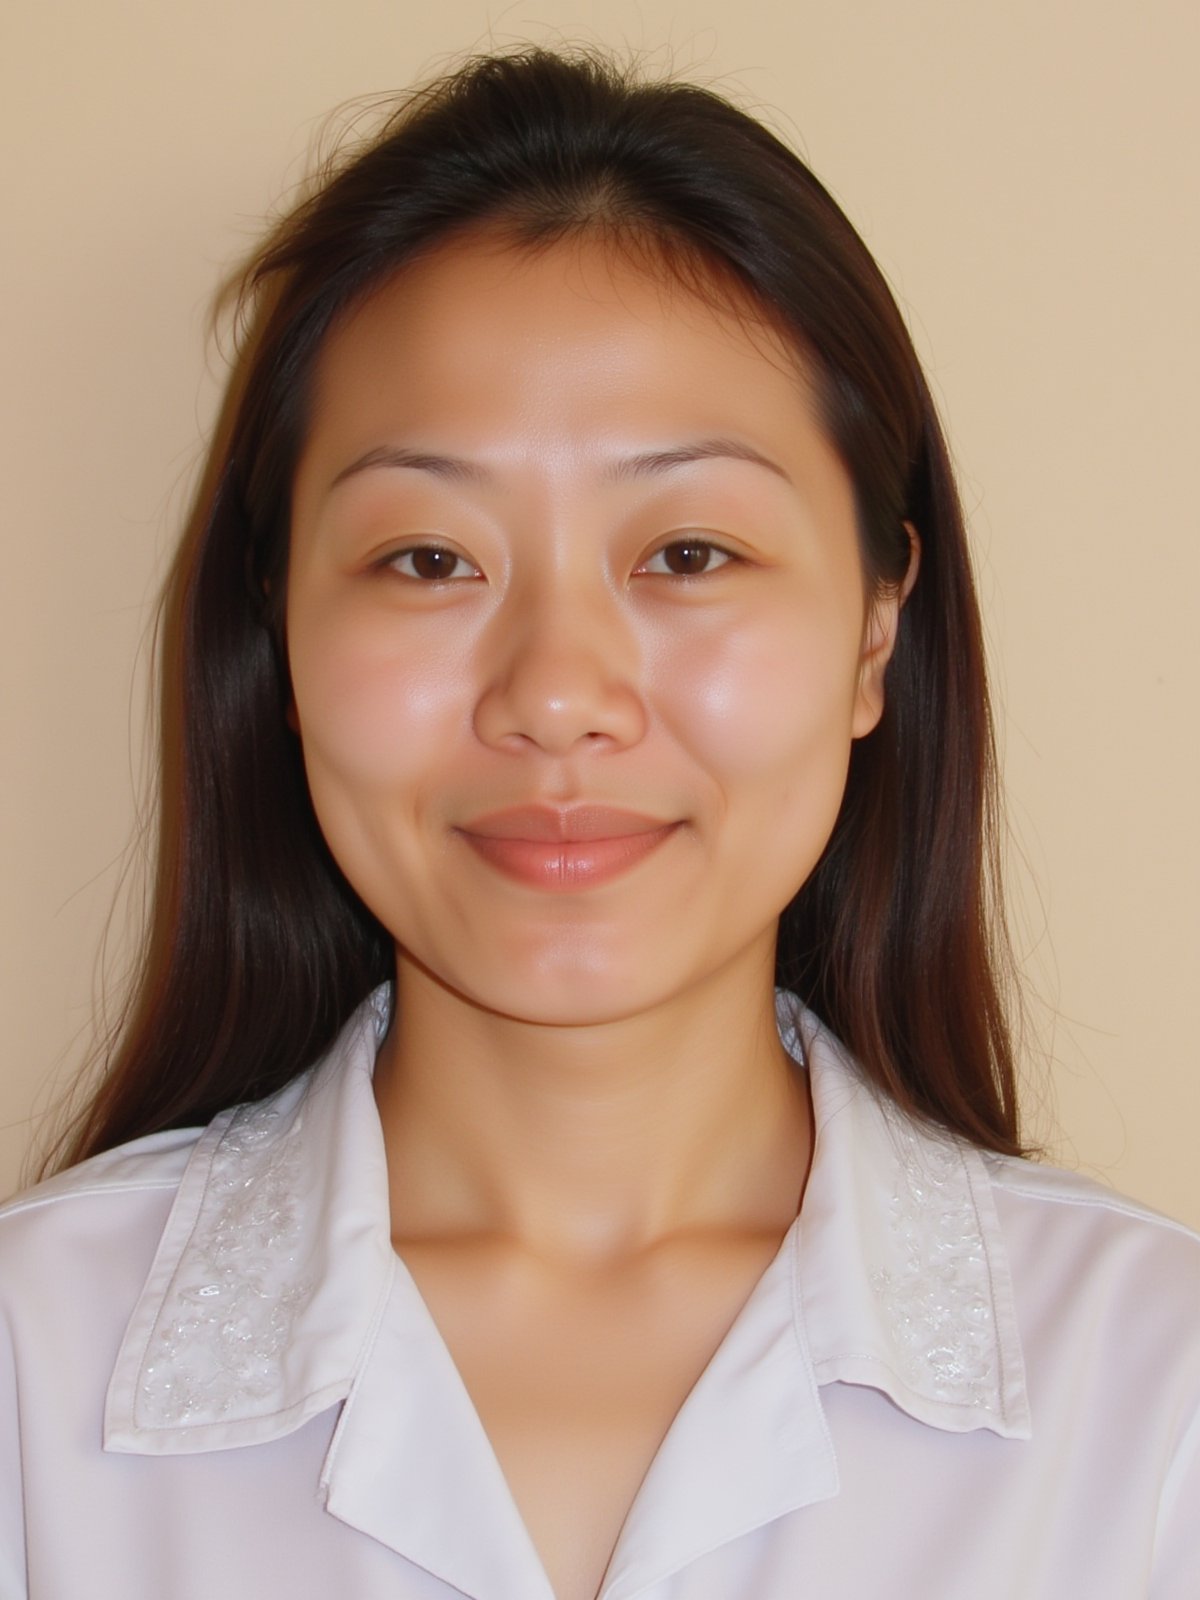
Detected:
left=320, top=1253, right=560, bottom=1600
left=600, top=1213, right=839, bottom=1599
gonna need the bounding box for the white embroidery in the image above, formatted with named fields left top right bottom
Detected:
left=869, top=1118, right=997, bottom=1411
left=138, top=1098, right=313, bottom=1427
left=368, top=984, right=393, bottom=1042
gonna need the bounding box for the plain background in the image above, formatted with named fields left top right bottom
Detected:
left=2, top=0, right=1197, bottom=1226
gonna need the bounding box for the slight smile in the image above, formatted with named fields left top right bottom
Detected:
left=454, top=806, right=682, bottom=892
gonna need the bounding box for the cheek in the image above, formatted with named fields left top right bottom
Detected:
left=651, top=603, right=861, bottom=786
left=287, top=603, right=466, bottom=805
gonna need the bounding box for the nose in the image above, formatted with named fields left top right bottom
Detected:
left=472, top=576, right=648, bottom=757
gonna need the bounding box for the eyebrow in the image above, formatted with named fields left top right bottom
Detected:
left=328, top=436, right=793, bottom=492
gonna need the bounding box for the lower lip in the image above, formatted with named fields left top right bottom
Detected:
left=457, top=824, right=679, bottom=891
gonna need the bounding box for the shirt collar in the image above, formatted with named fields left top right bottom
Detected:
left=782, top=995, right=1030, bottom=1439
left=319, top=1200, right=840, bottom=1600
left=103, top=987, right=396, bottom=1455
left=104, top=985, right=1029, bottom=1461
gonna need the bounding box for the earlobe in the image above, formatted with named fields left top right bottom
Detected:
left=851, top=522, right=921, bottom=738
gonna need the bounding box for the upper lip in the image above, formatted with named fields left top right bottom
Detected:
left=457, top=805, right=676, bottom=841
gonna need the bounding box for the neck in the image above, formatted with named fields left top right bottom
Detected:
left=371, top=952, right=813, bottom=1269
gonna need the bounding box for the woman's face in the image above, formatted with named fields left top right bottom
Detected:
left=286, top=230, right=903, bottom=1023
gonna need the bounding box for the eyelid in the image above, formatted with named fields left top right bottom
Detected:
left=378, top=534, right=739, bottom=583
left=635, top=537, right=739, bottom=576
left=383, top=541, right=483, bottom=582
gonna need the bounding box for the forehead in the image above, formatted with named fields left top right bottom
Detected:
left=300, top=227, right=819, bottom=463
left=287, top=227, right=867, bottom=611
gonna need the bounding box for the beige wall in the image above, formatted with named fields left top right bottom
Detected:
left=3, top=0, right=1198, bottom=1224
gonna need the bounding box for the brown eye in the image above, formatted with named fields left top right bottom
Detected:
left=390, top=545, right=480, bottom=581
left=641, top=539, right=734, bottom=576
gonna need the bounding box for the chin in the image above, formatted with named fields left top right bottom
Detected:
left=447, top=953, right=687, bottom=1029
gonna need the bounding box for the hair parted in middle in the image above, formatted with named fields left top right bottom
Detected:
left=55, top=43, right=1021, bottom=1175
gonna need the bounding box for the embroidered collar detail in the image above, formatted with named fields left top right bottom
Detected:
left=103, top=990, right=395, bottom=1455
left=103, top=986, right=1029, bottom=1455
left=777, top=992, right=1030, bottom=1439
left=137, top=1094, right=315, bottom=1425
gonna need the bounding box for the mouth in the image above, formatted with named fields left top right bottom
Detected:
left=458, top=803, right=674, bottom=841
left=454, top=805, right=681, bottom=890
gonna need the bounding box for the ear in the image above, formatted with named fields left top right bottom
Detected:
left=851, top=521, right=921, bottom=738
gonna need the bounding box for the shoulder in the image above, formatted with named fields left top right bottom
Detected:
left=980, top=1149, right=1200, bottom=1394
left=982, top=1147, right=1200, bottom=1267
left=0, top=1129, right=210, bottom=1594
left=0, top=1126, right=201, bottom=1228
left=0, top=1130, right=201, bottom=1327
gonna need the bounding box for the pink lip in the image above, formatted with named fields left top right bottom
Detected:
left=455, top=805, right=680, bottom=891
left=459, top=805, right=673, bottom=841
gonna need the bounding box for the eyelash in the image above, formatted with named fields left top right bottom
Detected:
left=384, top=538, right=738, bottom=583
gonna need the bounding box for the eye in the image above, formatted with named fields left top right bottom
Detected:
left=387, top=544, right=482, bottom=582
left=636, top=538, right=736, bottom=577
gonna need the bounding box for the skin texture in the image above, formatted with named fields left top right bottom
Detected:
left=286, top=229, right=912, bottom=1267
left=286, top=230, right=916, bottom=1599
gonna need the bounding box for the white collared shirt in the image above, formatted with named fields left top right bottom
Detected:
left=1, top=988, right=1197, bottom=1598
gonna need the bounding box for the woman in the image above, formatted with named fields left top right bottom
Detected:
left=1, top=45, right=1195, bottom=1600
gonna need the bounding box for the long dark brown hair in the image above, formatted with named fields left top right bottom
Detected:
left=48, top=43, right=1024, bottom=1174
